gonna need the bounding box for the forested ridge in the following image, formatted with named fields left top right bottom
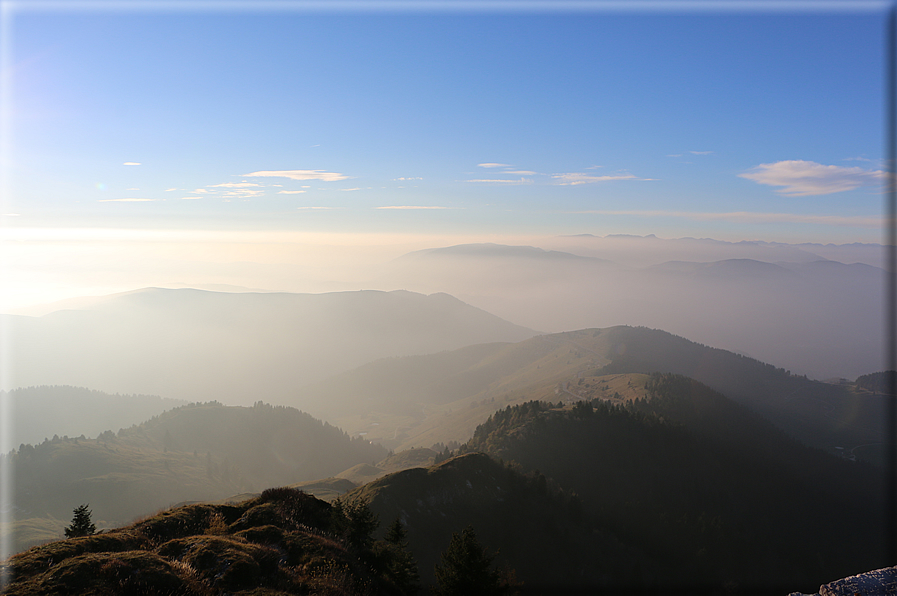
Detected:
left=3, top=402, right=387, bottom=553
left=460, top=374, right=887, bottom=592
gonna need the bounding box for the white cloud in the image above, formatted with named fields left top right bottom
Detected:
left=123, top=162, right=141, bottom=166
left=376, top=205, right=448, bottom=210
left=477, top=163, right=511, bottom=168
left=690, top=150, right=713, bottom=155
left=164, top=188, right=177, bottom=192
left=297, top=206, right=334, bottom=210
left=179, top=196, right=201, bottom=200
left=844, top=156, right=872, bottom=162
left=222, top=189, right=264, bottom=197
left=190, top=189, right=212, bottom=194
left=243, top=169, right=350, bottom=182
left=739, top=160, right=886, bottom=196
left=394, top=177, right=423, bottom=181
left=340, top=188, right=361, bottom=192
left=278, top=190, right=307, bottom=194
left=586, top=165, right=604, bottom=170
left=667, top=154, right=683, bottom=158
left=505, top=170, right=537, bottom=175
left=208, top=182, right=261, bottom=188
left=551, top=172, right=641, bottom=185
left=467, top=178, right=533, bottom=185
left=98, top=198, right=155, bottom=202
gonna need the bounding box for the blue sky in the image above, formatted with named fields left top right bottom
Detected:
left=4, top=4, right=887, bottom=235
left=0, top=1, right=891, bottom=309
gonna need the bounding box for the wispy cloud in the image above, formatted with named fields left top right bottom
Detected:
left=297, top=206, right=334, bottom=210
left=190, top=189, right=212, bottom=194
left=570, top=209, right=882, bottom=228
left=739, top=160, right=886, bottom=196
left=243, top=169, right=350, bottom=182
left=505, top=170, right=537, bottom=175
left=98, top=198, right=155, bottom=202
left=340, top=188, right=361, bottom=192
left=164, top=188, right=177, bottom=192
left=467, top=178, right=533, bottom=185
left=690, top=150, right=713, bottom=155
left=376, top=205, right=449, bottom=210
left=123, top=162, right=141, bottom=166
left=209, top=182, right=261, bottom=188
left=844, top=156, right=872, bottom=162
left=278, top=190, right=307, bottom=194
left=394, top=177, right=423, bottom=181
left=667, top=154, right=683, bottom=158
left=586, top=165, right=604, bottom=170
left=552, top=172, right=643, bottom=185
left=477, top=163, right=511, bottom=168
left=179, top=196, right=201, bottom=200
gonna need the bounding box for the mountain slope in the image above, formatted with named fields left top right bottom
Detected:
left=1, top=288, right=537, bottom=405
left=4, top=402, right=387, bottom=553
left=459, top=382, right=887, bottom=592
left=305, top=326, right=882, bottom=459
left=342, top=452, right=647, bottom=592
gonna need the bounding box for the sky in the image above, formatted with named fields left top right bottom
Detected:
left=0, top=0, right=892, bottom=309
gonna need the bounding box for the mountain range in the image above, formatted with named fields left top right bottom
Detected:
left=0, top=288, right=537, bottom=406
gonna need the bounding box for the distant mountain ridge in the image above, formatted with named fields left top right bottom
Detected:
left=1, top=386, right=184, bottom=450
left=379, top=241, right=885, bottom=379
left=1, top=288, right=538, bottom=405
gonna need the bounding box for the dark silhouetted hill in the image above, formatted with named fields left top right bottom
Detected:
left=460, top=380, right=887, bottom=593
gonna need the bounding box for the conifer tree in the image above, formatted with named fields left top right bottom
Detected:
left=433, top=526, right=506, bottom=596
left=377, top=517, right=421, bottom=595
left=64, top=504, right=96, bottom=538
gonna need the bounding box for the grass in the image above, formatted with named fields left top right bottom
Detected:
left=3, top=487, right=395, bottom=596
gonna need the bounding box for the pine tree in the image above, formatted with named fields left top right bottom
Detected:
left=377, top=517, right=421, bottom=595
left=64, top=504, right=96, bottom=538
left=433, top=526, right=506, bottom=596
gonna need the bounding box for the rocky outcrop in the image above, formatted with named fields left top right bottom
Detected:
left=789, top=566, right=897, bottom=596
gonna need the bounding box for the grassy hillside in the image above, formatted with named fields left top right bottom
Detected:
left=1, top=487, right=419, bottom=595
left=4, top=402, right=387, bottom=553
left=459, top=378, right=887, bottom=593
left=306, top=326, right=883, bottom=462
left=302, top=329, right=612, bottom=450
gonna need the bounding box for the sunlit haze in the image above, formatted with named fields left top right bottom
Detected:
left=1, top=2, right=888, bottom=310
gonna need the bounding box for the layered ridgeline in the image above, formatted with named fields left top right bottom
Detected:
left=1, top=386, right=184, bottom=449
left=1, top=288, right=537, bottom=405
left=379, top=240, right=885, bottom=380
left=328, top=374, right=885, bottom=592
left=302, top=326, right=885, bottom=462
left=3, top=402, right=386, bottom=553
